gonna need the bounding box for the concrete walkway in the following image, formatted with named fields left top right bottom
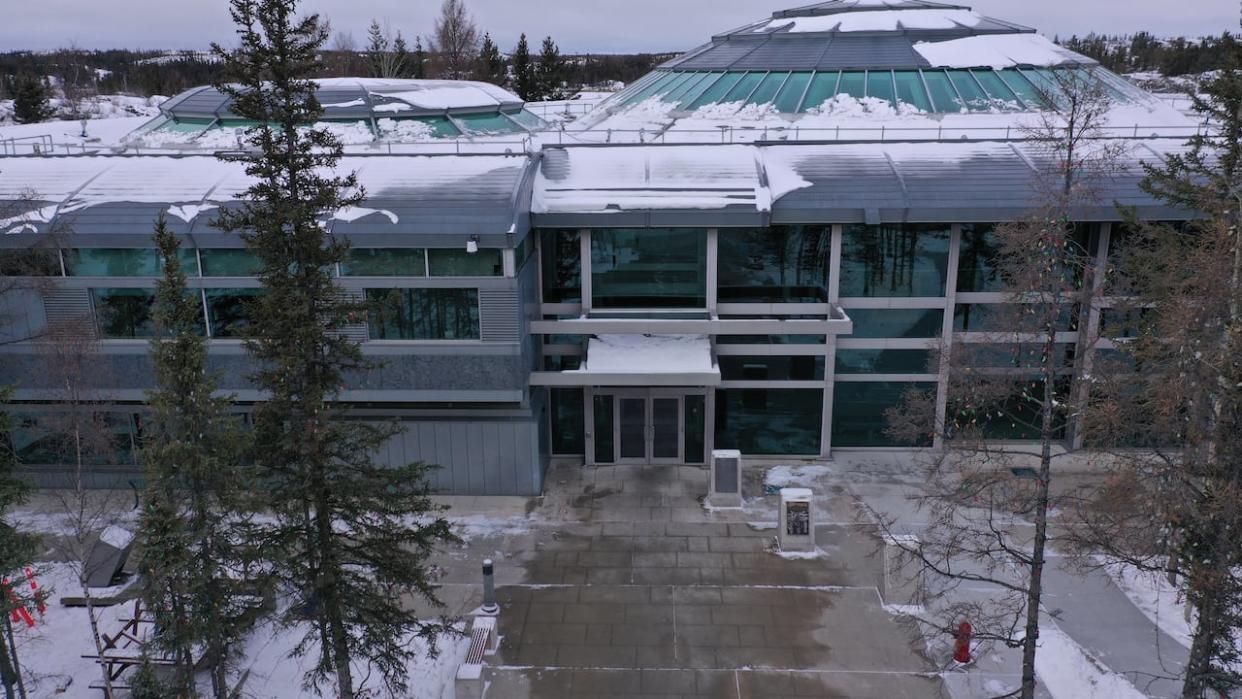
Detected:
left=435, top=463, right=946, bottom=698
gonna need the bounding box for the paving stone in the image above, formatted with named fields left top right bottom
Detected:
left=633, top=552, right=678, bottom=567
left=640, top=668, right=699, bottom=694
left=527, top=602, right=566, bottom=623
left=678, top=624, right=739, bottom=648
left=564, top=602, right=629, bottom=624
left=707, top=537, right=766, bottom=553
left=579, top=585, right=651, bottom=605
left=522, top=622, right=587, bottom=645
left=588, top=567, right=635, bottom=584
left=560, top=644, right=636, bottom=668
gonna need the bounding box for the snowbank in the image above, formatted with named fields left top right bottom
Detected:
left=1035, top=622, right=1147, bottom=699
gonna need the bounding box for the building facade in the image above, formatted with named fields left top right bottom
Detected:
left=0, top=1, right=1202, bottom=493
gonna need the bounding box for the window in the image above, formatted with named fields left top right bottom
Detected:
left=685, top=394, right=706, bottom=464
left=455, top=112, right=522, bottom=136
left=9, top=412, right=137, bottom=465
left=948, top=377, right=1069, bottom=440
left=773, top=72, right=812, bottom=112
left=954, top=304, right=1078, bottom=333
left=366, top=288, right=480, bottom=340
left=343, top=249, right=426, bottom=277
left=920, top=70, right=963, bottom=113
left=722, top=72, right=766, bottom=103
left=684, top=73, right=743, bottom=110
left=832, top=382, right=936, bottom=447
left=591, top=228, right=707, bottom=309
left=947, top=70, right=988, bottom=109
left=91, top=288, right=155, bottom=338
left=866, top=70, right=896, bottom=107
left=956, top=223, right=1004, bottom=292
left=746, top=72, right=790, bottom=106
left=549, top=388, right=585, bottom=454
left=67, top=249, right=160, bottom=277
left=717, top=226, right=828, bottom=303
left=837, top=71, right=866, bottom=100
left=800, top=71, right=840, bottom=111
left=428, top=249, right=503, bottom=277
left=719, top=356, right=825, bottom=381
left=715, top=389, right=822, bottom=455
left=835, top=349, right=935, bottom=374
left=846, top=309, right=944, bottom=339
left=893, top=71, right=932, bottom=112
left=205, top=289, right=261, bottom=338
left=540, top=229, right=581, bottom=303
left=200, top=249, right=261, bottom=277
left=840, top=224, right=951, bottom=297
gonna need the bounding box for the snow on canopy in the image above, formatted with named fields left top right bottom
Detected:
left=914, top=34, right=1085, bottom=70
left=574, top=335, right=715, bottom=375
left=754, top=8, right=983, bottom=33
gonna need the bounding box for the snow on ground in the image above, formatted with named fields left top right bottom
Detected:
left=1035, top=620, right=1147, bottom=699
left=237, top=616, right=470, bottom=699
left=0, top=94, right=164, bottom=126
left=1105, top=563, right=1194, bottom=648
left=764, top=464, right=834, bottom=489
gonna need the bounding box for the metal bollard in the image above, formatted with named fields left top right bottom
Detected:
left=481, top=559, right=499, bottom=616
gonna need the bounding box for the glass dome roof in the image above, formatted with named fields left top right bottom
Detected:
left=587, top=1, right=1150, bottom=123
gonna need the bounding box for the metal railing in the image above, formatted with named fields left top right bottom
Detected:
left=0, top=134, right=88, bottom=156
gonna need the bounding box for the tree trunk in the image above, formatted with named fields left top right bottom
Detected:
left=0, top=616, right=17, bottom=699
left=82, top=583, right=114, bottom=699
left=1183, top=587, right=1221, bottom=699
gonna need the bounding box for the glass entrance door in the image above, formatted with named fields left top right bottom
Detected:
left=618, top=397, right=648, bottom=462
left=607, top=390, right=693, bottom=464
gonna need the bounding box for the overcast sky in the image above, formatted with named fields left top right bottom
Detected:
left=1, top=0, right=1237, bottom=53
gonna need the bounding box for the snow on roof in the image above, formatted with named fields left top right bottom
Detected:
left=533, top=145, right=768, bottom=214
left=314, top=78, right=521, bottom=110
left=914, top=34, right=1084, bottom=69
left=755, top=8, right=982, bottom=32
left=575, top=334, right=715, bottom=375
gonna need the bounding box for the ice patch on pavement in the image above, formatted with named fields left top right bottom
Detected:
left=764, top=464, right=833, bottom=489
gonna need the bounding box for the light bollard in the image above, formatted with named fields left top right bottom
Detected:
left=481, top=559, right=499, bottom=616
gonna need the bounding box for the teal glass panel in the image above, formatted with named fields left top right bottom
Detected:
left=893, top=71, right=932, bottom=112
left=343, top=248, right=426, bottom=276
left=67, top=249, right=160, bottom=277
left=205, top=288, right=260, bottom=338
left=715, top=389, right=822, bottom=455
left=719, top=356, right=825, bottom=381
left=773, top=72, right=812, bottom=112
left=622, top=72, right=679, bottom=105
left=717, top=335, right=826, bottom=345
left=200, top=249, right=261, bottom=277
left=865, top=71, right=896, bottom=106
left=717, top=226, right=829, bottom=302
left=173, top=249, right=200, bottom=276
left=415, top=117, right=461, bottom=138
left=920, top=70, right=962, bottom=112
left=428, top=249, right=503, bottom=277
left=550, top=388, right=585, bottom=454
left=164, top=118, right=214, bottom=133
left=722, top=72, right=766, bottom=103
left=665, top=72, right=715, bottom=104
left=835, top=349, right=935, bottom=374
left=971, top=69, right=1019, bottom=105
left=746, top=72, right=791, bottom=106
left=840, top=224, right=951, bottom=297
left=366, top=288, right=481, bottom=340
left=456, top=112, right=521, bottom=135
left=837, top=71, right=866, bottom=99
left=956, top=223, right=1004, bottom=292
left=591, top=228, right=707, bottom=309
left=507, top=110, right=546, bottom=129
left=684, top=73, right=744, bottom=110
left=832, top=382, right=936, bottom=447
left=10, top=412, right=136, bottom=465
left=953, top=304, right=1078, bottom=333
left=998, top=69, right=1050, bottom=108
left=684, top=394, right=706, bottom=464
left=91, top=288, right=156, bottom=338
left=0, top=249, right=60, bottom=276
left=800, top=71, right=840, bottom=111
left=593, top=394, right=615, bottom=463
left=847, top=309, right=945, bottom=339
left=650, top=72, right=697, bottom=102
left=947, top=70, right=988, bottom=109
left=540, top=229, right=581, bottom=303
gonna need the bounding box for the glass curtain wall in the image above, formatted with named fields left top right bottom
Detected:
left=716, top=226, right=829, bottom=302
left=591, top=229, right=707, bottom=308
left=366, top=288, right=481, bottom=340
left=839, top=224, right=951, bottom=297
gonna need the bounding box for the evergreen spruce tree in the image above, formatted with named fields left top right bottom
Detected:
left=365, top=20, right=390, bottom=78
left=12, top=76, right=53, bottom=124
left=537, top=36, right=567, bottom=101
left=412, top=36, right=428, bottom=79
left=210, top=2, right=457, bottom=696
left=0, top=390, right=37, bottom=699
left=476, top=32, right=507, bottom=86
left=139, top=215, right=249, bottom=699
left=391, top=32, right=410, bottom=79
left=512, top=34, right=537, bottom=101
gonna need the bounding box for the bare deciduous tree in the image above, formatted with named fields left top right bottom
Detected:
left=429, top=0, right=479, bottom=80
left=867, top=70, right=1128, bottom=699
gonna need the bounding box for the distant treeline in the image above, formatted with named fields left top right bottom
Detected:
left=0, top=47, right=673, bottom=101
left=1058, top=32, right=1237, bottom=77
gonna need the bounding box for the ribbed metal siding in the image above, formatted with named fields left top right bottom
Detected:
left=383, top=419, right=542, bottom=495
left=336, top=289, right=370, bottom=343
left=479, top=288, right=520, bottom=343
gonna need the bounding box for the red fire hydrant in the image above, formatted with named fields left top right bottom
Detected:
left=953, top=621, right=973, bottom=664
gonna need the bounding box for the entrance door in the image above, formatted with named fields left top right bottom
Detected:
left=612, top=390, right=685, bottom=464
